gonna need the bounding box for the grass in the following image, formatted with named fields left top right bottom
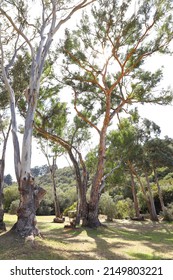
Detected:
left=0, top=214, right=173, bottom=260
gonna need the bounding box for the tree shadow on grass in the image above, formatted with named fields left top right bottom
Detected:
left=41, top=226, right=130, bottom=259
left=1, top=219, right=173, bottom=260
left=0, top=230, right=66, bottom=260
left=85, top=227, right=130, bottom=260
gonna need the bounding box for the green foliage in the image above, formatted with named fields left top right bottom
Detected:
left=115, top=198, right=135, bottom=219
left=3, top=185, right=19, bottom=212
left=63, top=202, right=77, bottom=216
left=164, top=172, right=173, bottom=180
left=99, top=192, right=116, bottom=221
left=137, top=191, right=148, bottom=213
left=9, top=199, right=20, bottom=215
left=160, top=203, right=173, bottom=222
left=36, top=198, right=53, bottom=216
left=31, top=165, right=49, bottom=177
left=61, top=0, right=173, bottom=124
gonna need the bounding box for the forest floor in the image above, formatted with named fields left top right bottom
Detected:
left=0, top=214, right=173, bottom=260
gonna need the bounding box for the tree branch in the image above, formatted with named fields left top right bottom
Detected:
left=54, top=0, right=96, bottom=34
left=73, top=88, right=101, bottom=135
left=0, top=7, right=34, bottom=56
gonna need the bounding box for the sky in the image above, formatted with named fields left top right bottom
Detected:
left=2, top=1, right=173, bottom=181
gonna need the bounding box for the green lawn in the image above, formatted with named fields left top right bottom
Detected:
left=0, top=214, right=173, bottom=260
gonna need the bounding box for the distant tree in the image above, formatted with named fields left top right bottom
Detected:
left=38, top=138, right=63, bottom=221
left=144, top=137, right=173, bottom=215
left=4, top=174, right=13, bottom=186
left=31, top=165, right=49, bottom=177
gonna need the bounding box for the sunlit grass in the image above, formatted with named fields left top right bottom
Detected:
left=0, top=214, right=173, bottom=260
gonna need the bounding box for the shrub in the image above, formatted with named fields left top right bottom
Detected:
left=160, top=203, right=173, bottom=222
left=137, top=191, right=148, bottom=213
left=63, top=202, right=77, bottom=216
left=164, top=173, right=173, bottom=180
left=115, top=198, right=135, bottom=219
left=99, top=192, right=116, bottom=221
left=4, top=185, right=19, bottom=212
left=36, top=199, right=54, bottom=215
left=9, top=199, right=20, bottom=214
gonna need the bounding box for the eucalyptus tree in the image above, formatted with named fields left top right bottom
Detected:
left=107, top=116, right=161, bottom=221
left=61, top=0, right=173, bottom=226
left=35, top=105, right=90, bottom=225
left=0, top=112, right=11, bottom=231
left=144, top=137, right=173, bottom=214
left=107, top=117, right=141, bottom=219
left=0, top=0, right=95, bottom=237
left=38, top=138, right=64, bottom=221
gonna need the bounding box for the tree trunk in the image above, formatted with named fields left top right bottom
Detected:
left=0, top=188, right=6, bottom=232
left=130, top=170, right=140, bottom=218
left=0, top=159, right=6, bottom=231
left=50, top=157, right=61, bottom=218
left=68, top=149, right=88, bottom=226
left=11, top=175, right=46, bottom=237
left=0, top=122, right=11, bottom=231
left=153, top=168, right=166, bottom=214
left=0, top=161, right=4, bottom=231
left=34, top=125, right=89, bottom=226
left=145, top=172, right=158, bottom=222
left=128, top=161, right=153, bottom=218
left=84, top=123, right=108, bottom=227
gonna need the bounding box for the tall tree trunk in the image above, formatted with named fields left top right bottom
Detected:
left=0, top=160, right=6, bottom=232
left=128, top=161, right=158, bottom=221
left=12, top=89, right=46, bottom=237
left=86, top=128, right=107, bottom=227
left=68, top=149, right=88, bottom=226
left=153, top=168, right=166, bottom=214
left=85, top=93, right=111, bottom=227
left=128, top=161, right=151, bottom=216
left=0, top=198, right=5, bottom=231
left=129, top=170, right=140, bottom=218
left=145, top=172, right=158, bottom=222
left=0, top=122, right=11, bottom=231
left=50, top=157, right=61, bottom=218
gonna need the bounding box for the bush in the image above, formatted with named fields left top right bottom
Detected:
left=115, top=198, right=135, bottom=219
left=164, top=173, right=173, bottom=180
left=99, top=192, right=116, bottom=221
left=160, top=203, right=173, bottom=222
left=4, top=185, right=19, bottom=212
left=137, top=191, right=148, bottom=213
left=36, top=199, right=54, bottom=215
left=63, top=202, right=77, bottom=216
left=9, top=199, right=20, bottom=214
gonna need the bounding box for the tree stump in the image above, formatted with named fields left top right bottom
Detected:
left=53, top=217, right=65, bottom=223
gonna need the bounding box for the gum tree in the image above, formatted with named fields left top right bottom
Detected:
left=61, top=0, right=173, bottom=226
left=0, top=112, right=11, bottom=231
left=144, top=137, right=173, bottom=215
left=0, top=0, right=95, bottom=237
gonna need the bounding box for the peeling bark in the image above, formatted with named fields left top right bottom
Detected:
left=11, top=175, right=46, bottom=237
